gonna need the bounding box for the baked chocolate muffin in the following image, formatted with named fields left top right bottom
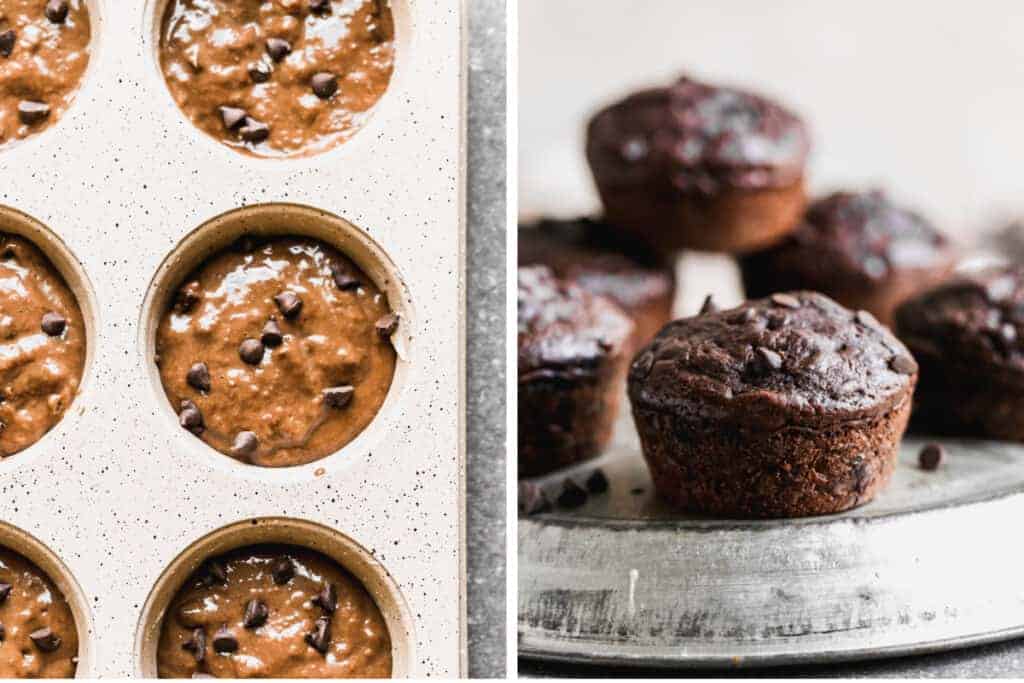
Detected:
left=740, top=190, right=955, bottom=327
left=586, top=75, right=809, bottom=254
left=895, top=266, right=1024, bottom=441
left=629, top=292, right=917, bottom=518
left=519, top=217, right=676, bottom=351
left=518, top=265, right=633, bottom=478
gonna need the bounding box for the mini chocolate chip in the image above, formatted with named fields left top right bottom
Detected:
left=699, top=295, right=717, bottom=315
left=771, top=293, right=801, bottom=309
left=322, top=385, right=354, bottom=409
left=219, top=106, right=247, bottom=130
left=330, top=263, right=360, bottom=290
left=186, top=362, right=211, bottom=393
left=18, top=101, right=50, bottom=125
left=0, top=583, right=11, bottom=604
left=889, top=354, right=918, bottom=375
left=585, top=469, right=609, bottom=494
left=211, top=626, right=238, bottom=653
left=182, top=627, right=206, bottom=662
left=261, top=318, right=284, bottom=347
left=517, top=481, right=550, bottom=516
left=0, top=30, right=15, bottom=58
left=309, top=0, right=330, bottom=13
left=313, top=583, right=338, bottom=614
left=30, top=628, right=60, bottom=652
left=174, top=281, right=201, bottom=313
left=752, top=346, right=783, bottom=373
left=248, top=61, right=272, bottom=83
left=243, top=599, right=269, bottom=629
left=40, top=312, right=66, bottom=336
left=239, top=117, right=270, bottom=143
left=375, top=313, right=399, bottom=339
left=557, top=479, right=588, bottom=509
left=274, top=291, right=302, bottom=319
left=271, top=557, right=294, bottom=585
left=232, top=431, right=258, bottom=457
left=305, top=616, right=331, bottom=654
left=179, top=400, right=205, bottom=435
left=45, top=0, right=68, bottom=23
left=239, top=338, right=265, bottom=365
left=265, top=37, right=291, bottom=62
left=311, top=72, right=338, bottom=99
left=919, top=443, right=945, bottom=471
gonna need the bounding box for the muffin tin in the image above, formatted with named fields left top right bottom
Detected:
left=0, top=0, right=465, bottom=676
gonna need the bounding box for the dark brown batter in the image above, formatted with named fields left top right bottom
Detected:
left=157, top=544, right=391, bottom=678
left=0, top=233, right=86, bottom=457
left=155, top=236, right=396, bottom=467
left=158, top=0, right=395, bottom=158
left=0, top=547, right=78, bottom=678
left=0, top=0, right=90, bottom=147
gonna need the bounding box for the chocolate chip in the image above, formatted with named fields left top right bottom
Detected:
left=271, top=557, right=294, bottom=585
left=186, top=362, right=211, bottom=393
left=248, top=61, right=272, bottom=83
left=311, top=72, right=338, bottom=99
left=699, top=295, right=717, bottom=315
left=309, top=0, right=330, bottom=13
left=265, top=38, right=291, bottom=62
left=274, top=291, right=303, bottom=319
left=174, top=281, right=201, bottom=313
left=243, top=599, right=269, bottom=629
left=232, top=431, right=258, bottom=458
left=771, top=293, right=801, bottom=309
left=322, top=385, right=354, bottom=409
left=585, top=468, right=609, bottom=494
left=557, top=479, right=587, bottom=509
left=312, top=583, right=338, bottom=614
left=0, top=583, right=11, bottom=605
left=219, top=106, right=247, bottom=130
left=0, top=30, right=15, bottom=58
left=330, top=263, right=360, bottom=290
left=211, top=626, right=238, bottom=653
left=305, top=616, right=331, bottom=654
left=179, top=400, right=204, bottom=435
left=18, top=101, right=50, bottom=125
left=45, top=0, right=68, bottom=23
left=40, top=312, right=66, bottom=337
left=919, top=443, right=945, bottom=471
left=766, top=313, right=788, bottom=331
left=30, top=628, right=60, bottom=652
left=889, top=354, right=918, bottom=375
left=375, top=313, right=399, bottom=339
left=239, top=117, right=270, bottom=143
left=261, top=318, right=284, bottom=347
left=752, top=346, right=783, bottom=373
left=182, top=627, right=206, bottom=663
left=239, top=338, right=265, bottom=365
left=517, top=481, right=550, bottom=515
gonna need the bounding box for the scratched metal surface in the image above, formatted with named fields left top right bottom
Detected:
left=518, top=404, right=1024, bottom=668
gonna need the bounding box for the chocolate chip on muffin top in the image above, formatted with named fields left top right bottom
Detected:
left=630, top=292, right=917, bottom=429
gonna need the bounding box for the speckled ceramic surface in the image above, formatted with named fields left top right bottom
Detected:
left=0, top=0, right=465, bottom=677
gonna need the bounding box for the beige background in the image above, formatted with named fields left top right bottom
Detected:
left=519, top=0, right=1024, bottom=242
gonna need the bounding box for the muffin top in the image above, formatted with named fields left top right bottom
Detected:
left=586, top=75, right=809, bottom=195
left=744, top=190, right=953, bottom=284
left=895, top=266, right=1024, bottom=379
left=518, top=265, right=633, bottom=380
left=518, top=217, right=675, bottom=311
left=629, top=292, right=916, bottom=429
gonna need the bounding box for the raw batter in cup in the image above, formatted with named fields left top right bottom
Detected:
left=158, top=0, right=395, bottom=157
left=156, top=544, right=391, bottom=678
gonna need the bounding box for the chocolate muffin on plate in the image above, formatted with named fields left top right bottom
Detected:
left=519, top=217, right=676, bottom=351
left=518, top=265, right=633, bottom=478
left=740, top=190, right=955, bottom=327
left=629, top=292, right=917, bottom=518
left=895, top=266, right=1024, bottom=441
left=586, top=74, right=809, bottom=254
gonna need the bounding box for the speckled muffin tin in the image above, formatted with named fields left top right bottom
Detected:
left=0, top=0, right=465, bottom=676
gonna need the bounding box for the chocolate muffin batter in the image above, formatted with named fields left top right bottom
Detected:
left=155, top=236, right=396, bottom=467
left=0, top=547, right=78, bottom=678
left=159, top=0, right=395, bottom=158
left=157, top=544, right=391, bottom=678
left=0, top=0, right=90, bottom=147
left=629, top=292, right=917, bottom=517
left=0, top=233, right=86, bottom=457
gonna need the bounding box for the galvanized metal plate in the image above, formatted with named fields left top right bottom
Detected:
left=518, top=407, right=1024, bottom=668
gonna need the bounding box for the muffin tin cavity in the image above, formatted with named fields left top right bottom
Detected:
left=0, top=205, right=98, bottom=469
left=140, top=203, right=414, bottom=479
left=135, top=517, right=413, bottom=678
